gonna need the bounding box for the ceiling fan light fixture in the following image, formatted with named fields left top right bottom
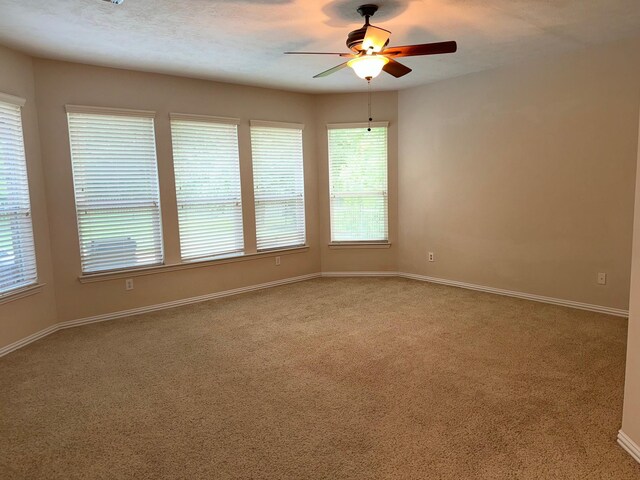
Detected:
left=347, top=55, right=389, bottom=79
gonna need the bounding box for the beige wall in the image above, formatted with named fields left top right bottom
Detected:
left=622, top=115, right=640, bottom=445
left=0, top=46, right=57, bottom=346
left=32, top=59, right=321, bottom=323
left=398, top=38, right=640, bottom=310
left=315, top=91, right=398, bottom=272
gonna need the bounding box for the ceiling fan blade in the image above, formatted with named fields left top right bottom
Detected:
left=362, top=25, right=391, bottom=53
left=313, top=61, right=349, bottom=78
left=285, top=52, right=355, bottom=57
left=382, top=58, right=412, bottom=78
left=384, top=41, right=457, bottom=58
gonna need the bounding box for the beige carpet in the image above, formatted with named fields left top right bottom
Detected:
left=1, top=277, right=639, bottom=479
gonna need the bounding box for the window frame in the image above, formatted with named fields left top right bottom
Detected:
left=327, top=122, right=389, bottom=245
left=0, top=92, right=38, bottom=298
left=66, top=105, right=164, bottom=275
left=250, top=119, right=307, bottom=252
left=170, top=112, right=245, bottom=262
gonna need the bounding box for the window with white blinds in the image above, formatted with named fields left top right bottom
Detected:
left=170, top=114, right=243, bottom=261
left=67, top=107, right=163, bottom=273
left=0, top=95, right=37, bottom=294
left=250, top=121, right=306, bottom=251
left=328, top=124, right=388, bottom=242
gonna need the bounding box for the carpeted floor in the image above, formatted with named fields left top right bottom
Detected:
left=1, top=277, right=638, bottom=479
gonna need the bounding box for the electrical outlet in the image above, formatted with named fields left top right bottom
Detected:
left=597, top=272, right=607, bottom=285
left=275, top=256, right=281, bottom=266
left=428, top=252, right=435, bottom=262
left=125, top=278, right=134, bottom=290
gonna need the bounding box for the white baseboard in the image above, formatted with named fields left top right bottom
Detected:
left=618, top=430, right=640, bottom=464
left=0, top=270, right=628, bottom=357
left=0, top=323, right=59, bottom=357
left=321, top=271, right=399, bottom=277
left=398, top=272, right=629, bottom=318
left=57, top=273, right=321, bottom=330
left=0, top=273, right=320, bottom=358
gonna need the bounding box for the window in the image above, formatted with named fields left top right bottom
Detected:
left=250, top=121, right=306, bottom=251
left=328, top=123, right=388, bottom=242
left=67, top=106, right=163, bottom=273
left=170, top=114, right=243, bottom=261
left=0, top=94, right=37, bottom=294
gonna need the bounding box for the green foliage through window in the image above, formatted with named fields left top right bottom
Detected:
left=328, top=126, right=388, bottom=242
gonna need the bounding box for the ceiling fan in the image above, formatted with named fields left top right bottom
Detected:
left=285, top=4, right=457, bottom=80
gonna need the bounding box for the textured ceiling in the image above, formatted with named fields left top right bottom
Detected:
left=0, top=0, right=638, bottom=93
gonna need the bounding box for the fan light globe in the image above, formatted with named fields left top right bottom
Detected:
left=347, top=55, right=389, bottom=79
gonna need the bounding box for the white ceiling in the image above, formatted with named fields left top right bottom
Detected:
left=0, top=0, right=638, bottom=93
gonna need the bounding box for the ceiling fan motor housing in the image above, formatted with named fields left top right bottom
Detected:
left=348, top=4, right=388, bottom=52
left=347, top=26, right=390, bottom=52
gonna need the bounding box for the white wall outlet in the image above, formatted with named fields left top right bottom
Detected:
left=428, top=252, right=435, bottom=262
left=275, top=256, right=281, bottom=266
left=125, top=278, right=134, bottom=290
left=597, top=272, right=607, bottom=285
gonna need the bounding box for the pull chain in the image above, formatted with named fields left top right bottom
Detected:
left=367, top=78, right=372, bottom=131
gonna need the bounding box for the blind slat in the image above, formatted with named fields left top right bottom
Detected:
left=0, top=99, right=37, bottom=294
left=328, top=126, right=388, bottom=242
left=68, top=112, right=163, bottom=273
left=171, top=119, right=244, bottom=261
left=250, top=125, right=306, bottom=251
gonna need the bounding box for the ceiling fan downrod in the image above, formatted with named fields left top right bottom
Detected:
left=357, top=4, right=379, bottom=26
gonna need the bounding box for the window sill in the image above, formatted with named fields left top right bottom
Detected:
left=0, top=283, right=45, bottom=306
left=78, top=245, right=310, bottom=284
left=328, top=242, right=391, bottom=249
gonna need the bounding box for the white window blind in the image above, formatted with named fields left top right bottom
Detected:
left=0, top=95, right=37, bottom=294
left=250, top=121, right=306, bottom=251
left=67, top=107, right=163, bottom=273
left=328, top=124, right=388, bottom=242
left=170, top=114, right=244, bottom=261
